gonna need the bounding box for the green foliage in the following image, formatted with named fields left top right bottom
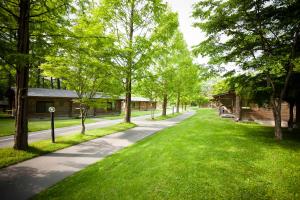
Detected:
left=193, top=0, right=300, bottom=99
left=34, top=109, right=300, bottom=200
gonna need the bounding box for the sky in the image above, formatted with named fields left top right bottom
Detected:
left=164, top=0, right=208, bottom=65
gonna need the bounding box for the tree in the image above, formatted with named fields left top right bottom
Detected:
left=0, top=0, right=73, bottom=149
left=97, top=0, right=166, bottom=123
left=41, top=11, right=120, bottom=134
left=193, top=0, right=300, bottom=140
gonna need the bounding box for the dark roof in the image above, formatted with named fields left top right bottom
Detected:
left=11, top=88, right=116, bottom=99
left=28, top=88, right=77, bottom=98
left=212, top=91, right=235, bottom=98
left=13, top=88, right=152, bottom=101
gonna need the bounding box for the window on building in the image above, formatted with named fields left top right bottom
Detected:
left=36, top=101, right=54, bottom=113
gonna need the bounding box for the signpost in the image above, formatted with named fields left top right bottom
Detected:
left=49, top=106, right=55, bottom=143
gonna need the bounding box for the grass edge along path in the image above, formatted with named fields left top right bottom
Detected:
left=0, top=118, right=98, bottom=137
left=34, top=109, right=300, bottom=200
left=0, top=123, right=135, bottom=169
left=151, top=112, right=182, bottom=121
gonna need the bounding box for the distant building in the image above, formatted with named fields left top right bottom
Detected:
left=213, top=91, right=297, bottom=126
left=8, top=88, right=156, bottom=118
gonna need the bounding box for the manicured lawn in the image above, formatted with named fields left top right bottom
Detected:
left=0, top=123, right=135, bottom=169
left=99, top=110, right=161, bottom=120
left=34, top=109, right=300, bottom=200
left=151, top=112, right=181, bottom=121
left=0, top=118, right=97, bottom=137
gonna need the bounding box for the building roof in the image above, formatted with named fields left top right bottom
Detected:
left=212, top=91, right=236, bottom=98
left=28, top=88, right=78, bottom=98
left=13, top=88, right=152, bottom=101
left=131, top=97, right=152, bottom=102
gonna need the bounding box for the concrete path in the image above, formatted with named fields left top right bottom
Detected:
left=0, top=112, right=169, bottom=148
left=0, top=111, right=195, bottom=200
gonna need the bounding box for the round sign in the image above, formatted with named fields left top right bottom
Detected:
left=49, top=107, right=55, bottom=113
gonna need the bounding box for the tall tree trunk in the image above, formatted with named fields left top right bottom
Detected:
left=124, top=0, right=134, bottom=123
left=288, top=101, right=295, bottom=129
left=124, top=78, right=131, bottom=123
left=80, top=105, right=87, bottom=134
left=14, top=0, right=30, bottom=150
left=42, top=77, right=45, bottom=88
left=57, top=78, right=61, bottom=89
left=176, top=92, right=180, bottom=113
left=235, top=95, right=242, bottom=121
left=296, top=102, right=300, bottom=126
left=50, top=77, right=54, bottom=89
left=271, top=98, right=282, bottom=140
left=162, top=94, right=167, bottom=116
left=36, top=68, right=41, bottom=87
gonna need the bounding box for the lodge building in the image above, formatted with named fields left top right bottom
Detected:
left=8, top=88, right=156, bottom=118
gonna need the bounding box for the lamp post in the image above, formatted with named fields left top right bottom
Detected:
left=49, top=106, right=55, bottom=143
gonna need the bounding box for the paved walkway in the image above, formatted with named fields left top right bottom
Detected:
left=0, top=112, right=169, bottom=148
left=0, top=111, right=195, bottom=200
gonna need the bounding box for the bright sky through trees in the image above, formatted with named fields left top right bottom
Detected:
left=165, top=0, right=208, bottom=65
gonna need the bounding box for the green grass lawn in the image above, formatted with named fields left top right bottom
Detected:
left=151, top=112, right=181, bottom=121
left=0, top=122, right=135, bottom=169
left=0, top=118, right=97, bottom=137
left=34, top=109, right=300, bottom=200
left=99, top=110, right=161, bottom=120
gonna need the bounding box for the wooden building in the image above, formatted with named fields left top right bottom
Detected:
left=128, top=97, right=156, bottom=111
left=213, top=91, right=297, bottom=126
left=8, top=88, right=156, bottom=118
left=10, top=88, right=122, bottom=118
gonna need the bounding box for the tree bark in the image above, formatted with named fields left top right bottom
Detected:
left=235, top=95, right=242, bottom=121
left=80, top=105, right=87, bottom=134
left=57, top=78, right=61, bottom=89
left=296, top=102, right=300, bottom=126
left=124, top=79, right=131, bottom=123
left=288, top=101, right=295, bottom=129
left=124, top=0, right=134, bottom=123
left=50, top=77, right=54, bottom=89
left=162, top=94, right=167, bottom=116
left=271, top=98, right=282, bottom=140
left=14, top=0, right=30, bottom=150
left=36, top=68, right=41, bottom=87
left=176, top=92, right=180, bottom=113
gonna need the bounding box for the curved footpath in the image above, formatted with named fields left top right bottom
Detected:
left=0, top=112, right=170, bottom=148
left=0, top=111, right=195, bottom=200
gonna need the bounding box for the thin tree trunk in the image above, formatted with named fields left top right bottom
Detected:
left=296, top=102, right=300, bottom=126
left=124, top=0, right=134, bottom=123
left=288, top=101, right=295, bottom=130
left=176, top=92, right=180, bottom=113
left=57, top=78, right=61, bottom=89
left=36, top=68, right=41, bottom=87
left=50, top=77, right=54, bottom=89
left=162, top=94, right=167, bottom=116
left=80, top=105, right=87, bottom=134
left=14, top=0, right=30, bottom=150
left=42, top=77, right=45, bottom=88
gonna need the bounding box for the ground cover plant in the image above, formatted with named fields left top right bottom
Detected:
left=0, top=123, right=135, bottom=168
left=34, top=109, right=300, bottom=200
left=0, top=118, right=97, bottom=137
